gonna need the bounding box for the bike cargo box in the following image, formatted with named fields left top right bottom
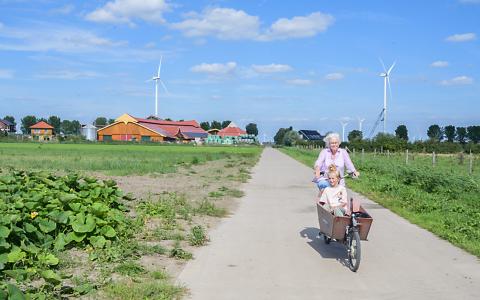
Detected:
left=317, top=204, right=373, bottom=241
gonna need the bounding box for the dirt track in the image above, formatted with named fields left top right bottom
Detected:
left=177, top=148, right=480, bottom=300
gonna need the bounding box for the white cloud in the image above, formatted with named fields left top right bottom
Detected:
left=0, top=69, right=13, bottom=79
left=35, top=70, right=102, bottom=80
left=171, top=8, right=334, bottom=41
left=252, top=64, right=292, bottom=73
left=51, top=4, right=75, bottom=15
left=440, top=76, right=474, bottom=86
left=171, top=7, right=260, bottom=40
left=260, top=12, right=334, bottom=41
left=190, top=62, right=237, bottom=75
left=86, top=0, right=170, bottom=25
left=445, top=33, right=476, bottom=42
left=324, top=72, right=344, bottom=80
left=430, top=61, right=449, bottom=67
left=0, top=23, right=125, bottom=53
left=285, top=79, right=312, bottom=85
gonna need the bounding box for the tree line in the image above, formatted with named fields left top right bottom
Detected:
left=274, top=123, right=480, bottom=153
left=2, top=115, right=119, bottom=135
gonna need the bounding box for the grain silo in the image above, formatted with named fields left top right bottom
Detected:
left=81, top=124, right=97, bottom=141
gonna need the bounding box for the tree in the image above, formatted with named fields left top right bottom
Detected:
left=3, top=115, right=16, bottom=128
left=200, top=121, right=210, bottom=131
left=210, top=120, right=222, bottom=130
left=427, top=124, right=443, bottom=142
left=274, top=126, right=293, bottom=145
left=94, top=117, right=107, bottom=127
left=467, top=125, right=480, bottom=144
left=245, top=123, right=258, bottom=136
left=48, top=115, right=61, bottom=134
left=395, top=125, right=408, bottom=141
left=61, top=120, right=72, bottom=134
left=221, top=120, right=231, bottom=129
left=282, top=130, right=300, bottom=146
left=71, top=120, right=81, bottom=135
left=456, top=127, right=467, bottom=144
left=21, top=115, right=37, bottom=134
left=348, top=130, right=363, bottom=142
left=444, top=125, right=456, bottom=143
left=108, top=118, right=116, bottom=124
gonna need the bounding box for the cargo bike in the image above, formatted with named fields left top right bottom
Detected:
left=317, top=198, right=373, bottom=272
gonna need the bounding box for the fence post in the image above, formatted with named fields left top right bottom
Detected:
left=374, top=148, right=377, bottom=157
left=469, top=151, right=473, bottom=175
left=406, top=149, right=409, bottom=165
left=432, top=151, right=436, bottom=167
left=381, top=146, right=384, bottom=154
left=353, top=148, right=356, bottom=157
left=362, top=148, right=365, bottom=160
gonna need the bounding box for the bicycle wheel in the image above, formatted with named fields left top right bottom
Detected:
left=347, top=229, right=361, bottom=272
left=324, top=235, right=331, bottom=244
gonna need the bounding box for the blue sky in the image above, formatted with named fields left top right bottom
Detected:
left=0, top=0, right=479, bottom=141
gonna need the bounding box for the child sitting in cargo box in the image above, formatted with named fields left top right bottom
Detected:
left=317, top=169, right=348, bottom=216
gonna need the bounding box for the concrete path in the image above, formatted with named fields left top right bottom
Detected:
left=177, top=148, right=480, bottom=299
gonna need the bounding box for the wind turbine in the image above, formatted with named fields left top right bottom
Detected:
left=340, top=121, right=349, bottom=142
left=379, top=59, right=395, bottom=133
left=149, top=56, right=168, bottom=118
left=357, top=117, right=365, bottom=132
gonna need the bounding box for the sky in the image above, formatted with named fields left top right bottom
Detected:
left=0, top=0, right=479, bottom=141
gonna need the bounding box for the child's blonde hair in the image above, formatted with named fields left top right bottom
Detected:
left=327, top=169, right=341, bottom=180
left=328, top=164, right=337, bottom=172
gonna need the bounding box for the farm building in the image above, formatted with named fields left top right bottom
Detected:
left=80, top=124, right=97, bottom=141
left=30, top=121, right=54, bottom=141
left=97, top=113, right=208, bottom=143
left=217, top=122, right=247, bottom=138
left=0, top=119, right=15, bottom=133
left=205, top=122, right=258, bottom=144
left=298, top=130, right=324, bottom=141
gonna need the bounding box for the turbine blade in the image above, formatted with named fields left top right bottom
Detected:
left=378, top=57, right=387, bottom=72
left=160, top=80, right=169, bottom=94
left=387, top=76, right=393, bottom=103
left=387, top=61, right=396, bottom=75
left=158, top=56, right=163, bottom=77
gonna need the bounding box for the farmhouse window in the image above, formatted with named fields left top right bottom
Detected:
left=103, top=135, right=112, bottom=141
left=141, top=136, right=151, bottom=142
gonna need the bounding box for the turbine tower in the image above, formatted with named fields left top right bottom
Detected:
left=150, top=56, right=168, bottom=118
left=357, top=117, right=365, bottom=132
left=379, top=60, right=395, bottom=133
left=340, top=121, right=349, bottom=142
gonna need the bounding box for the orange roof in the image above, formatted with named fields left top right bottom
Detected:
left=30, top=121, right=54, bottom=129
left=218, top=126, right=246, bottom=137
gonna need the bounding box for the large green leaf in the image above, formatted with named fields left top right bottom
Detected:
left=100, top=225, right=116, bottom=238
left=60, top=193, right=77, bottom=202
left=7, top=248, right=26, bottom=263
left=71, top=213, right=96, bottom=233
left=91, top=202, right=109, bottom=216
left=54, top=232, right=68, bottom=250
left=38, top=219, right=57, bottom=233
left=48, top=210, right=70, bottom=224
left=65, top=232, right=86, bottom=243
left=89, top=236, right=106, bottom=248
left=68, top=203, right=82, bottom=212
left=0, top=226, right=10, bottom=238
left=6, top=284, right=26, bottom=300
left=41, top=270, right=61, bottom=284
left=24, top=223, right=37, bottom=233
left=38, top=253, right=59, bottom=266
left=0, top=239, right=10, bottom=249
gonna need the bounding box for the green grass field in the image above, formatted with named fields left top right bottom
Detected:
left=0, top=143, right=262, bottom=175
left=281, top=147, right=480, bottom=257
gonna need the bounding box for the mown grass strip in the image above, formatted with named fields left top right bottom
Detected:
left=280, top=147, right=480, bottom=257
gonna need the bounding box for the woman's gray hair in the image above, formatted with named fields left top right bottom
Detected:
left=324, top=132, right=341, bottom=148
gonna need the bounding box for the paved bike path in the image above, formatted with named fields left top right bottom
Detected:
left=177, top=148, right=480, bottom=299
